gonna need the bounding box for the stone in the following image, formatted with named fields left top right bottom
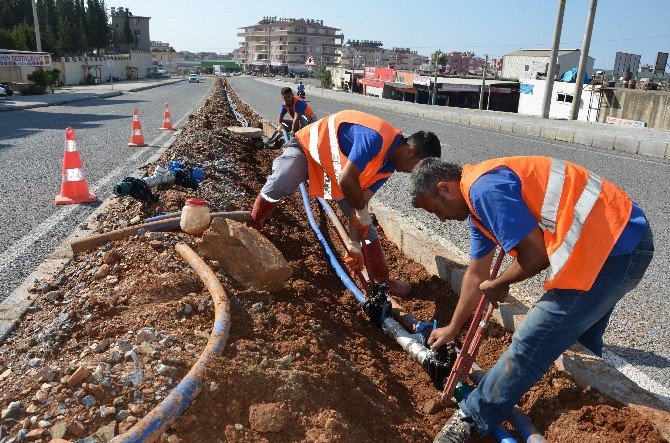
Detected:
left=248, top=403, right=290, bottom=433
left=198, top=219, right=292, bottom=292
left=226, top=126, right=263, bottom=139
left=210, top=382, right=218, bottom=391
left=1, top=401, right=21, bottom=420
left=124, top=349, right=140, bottom=365
left=130, top=215, right=141, bottom=225
left=50, top=421, right=67, bottom=439
left=33, top=390, right=48, bottom=403
left=102, top=250, right=121, bottom=265
left=28, top=358, right=43, bottom=368
left=81, top=395, right=97, bottom=408
left=116, top=410, right=130, bottom=421
left=35, top=367, right=56, bottom=383
left=91, top=339, right=110, bottom=353
left=94, top=421, right=117, bottom=443
left=95, top=264, right=111, bottom=280
left=135, top=328, right=157, bottom=344
left=167, top=435, right=181, bottom=443
left=67, top=420, right=86, bottom=438
left=23, top=428, right=45, bottom=441
left=128, top=403, right=143, bottom=415
left=66, top=366, right=90, bottom=387
left=26, top=403, right=38, bottom=413
left=183, top=304, right=193, bottom=316
left=38, top=419, right=51, bottom=428
left=124, top=370, right=144, bottom=387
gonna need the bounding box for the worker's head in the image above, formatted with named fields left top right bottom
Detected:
left=409, top=158, right=468, bottom=222
left=393, top=131, right=441, bottom=173
left=280, top=87, right=294, bottom=103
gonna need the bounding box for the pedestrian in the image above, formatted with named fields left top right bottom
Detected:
left=409, top=156, right=653, bottom=442
left=248, top=110, right=441, bottom=296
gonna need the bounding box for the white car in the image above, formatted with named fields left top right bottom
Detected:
left=188, top=74, right=200, bottom=83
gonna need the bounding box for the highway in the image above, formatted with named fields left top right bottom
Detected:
left=228, top=75, right=670, bottom=398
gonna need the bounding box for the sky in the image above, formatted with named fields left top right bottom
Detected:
left=130, top=0, right=670, bottom=69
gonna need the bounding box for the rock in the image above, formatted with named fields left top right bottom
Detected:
left=38, top=419, right=51, bottom=428
left=130, top=215, right=141, bottom=225
left=26, top=403, right=38, bottom=413
left=278, top=355, right=294, bottom=368
left=24, top=428, right=45, bottom=441
left=135, top=328, right=157, bottom=344
left=50, top=421, right=67, bottom=439
left=167, top=435, right=181, bottom=443
left=95, top=264, right=111, bottom=279
left=1, top=401, right=21, bottom=420
left=51, top=439, right=71, bottom=443
left=116, top=410, right=130, bottom=421
left=100, top=406, right=116, bottom=418
left=124, top=370, right=144, bottom=387
left=128, top=404, right=143, bottom=415
left=94, top=421, right=117, bottom=443
left=0, top=368, right=11, bottom=380
left=28, top=357, right=43, bottom=368
left=198, top=219, right=292, bottom=292
left=35, top=367, right=56, bottom=383
left=124, top=349, right=140, bottom=365
left=226, top=126, right=263, bottom=139
left=91, top=339, right=110, bottom=353
left=66, top=366, right=90, bottom=387
left=81, top=395, right=97, bottom=408
left=248, top=403, right=290, bottom=433
left=210, top=382, right=219, bottom=391
left=225, top=399, right=242, bottom=422
left=102, top=250, right=121, bottom=265
left=45, top=290, right=64, bottom=302
left=33, top=390, right=48, bottom=403
left=183, top=304, right=193, bottom=316
left=67, top=420, right=86, bottom=438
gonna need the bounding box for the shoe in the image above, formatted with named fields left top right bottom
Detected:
left=247, top=194, right=278, bottom=230
left=434, top=410, right=476, bottom=443
left=363, top=238, right=412, bottom=296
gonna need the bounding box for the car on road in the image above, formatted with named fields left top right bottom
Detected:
left=188, top=74, right=200, bottom=83
left=0, top=86, right=6, bottom=99
left=0, top=83, right=14, bottom=97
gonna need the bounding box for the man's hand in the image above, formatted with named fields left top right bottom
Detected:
left=287, top=130, right=295, bottom=137
left=428, top=326, right=457, bottom=350
left=344, top=240, right=364, bottom=274
left=353, top=207, right=372, bottom=240
left=479, top=279, right=510, bottom=308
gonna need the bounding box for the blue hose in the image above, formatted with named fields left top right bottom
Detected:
left=145, top=212, right=181, bottom=223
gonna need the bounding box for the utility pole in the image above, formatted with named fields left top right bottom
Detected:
left=569, top=0, right=598, bottom=120
left=541, top=0, right=566, bottom=118
left=479, top=54, right=489, bottom=110
left=31, top=0, right=42, bottom=52
left=267, top=25, right=271, bottom=75
left=432, top=58, right=438, bottom=106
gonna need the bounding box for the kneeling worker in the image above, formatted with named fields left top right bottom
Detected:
left=409, top=156, right=652, bottom=442
left=279, top=86, right=317, bottom=134
left=249, top=110, right=441, bottom=296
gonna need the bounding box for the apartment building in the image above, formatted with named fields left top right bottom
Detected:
left=389, top=47, right=428, bottom=71
left=444, top=51, right=485, bottom=75
left=237, top=17, right=343, bottom=73
left=110, top=7, right=151, bottom=51
left=339, top=40, right=390, bottom=68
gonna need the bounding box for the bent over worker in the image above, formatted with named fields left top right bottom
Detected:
left=248, top=110, right=441, bottom=296
left=409, top=157, right=653, bottom=443
left=279, top=86, right=317, bottom=134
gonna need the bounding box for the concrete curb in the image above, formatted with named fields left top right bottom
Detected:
left=0, top=79, right=184, bottom=113
left=369, top=200, right=670, bottom=438
left=255, top=77, right=670, bottom=160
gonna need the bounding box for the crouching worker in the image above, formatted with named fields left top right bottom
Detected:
left=248, top=110, right=441, bottom=296
left=409, top=157, right=653, bottom=443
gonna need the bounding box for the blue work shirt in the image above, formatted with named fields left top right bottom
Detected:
left=279, top=98, right=307, bottom=118
left=468, top=167, right=648, bottom=259
left=337, top=123, right=402, bottom=193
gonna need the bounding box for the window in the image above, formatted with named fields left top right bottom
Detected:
left=524, top=65, right=529, bottom=71
left=135, top=18, right=140, bottom=25
left=557, top=93, right=574, bottom=103
left=115, top=23, right=118, bottom=29
left=134, top=30, right=141, bottom=36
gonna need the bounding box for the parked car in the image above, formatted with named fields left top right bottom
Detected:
left=188, top=74, right=200, bottom=83
left=0, top=83, right=14, bottom=96
left=0, top=86, right=6, bottom=99
left=147, top=72, right=162, bottom=79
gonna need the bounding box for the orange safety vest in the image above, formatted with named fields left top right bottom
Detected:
left=295, top=110, right=402, bottom=200
left=284, top=96, right=316, bottom=120
left=460, top=156, right=633, bottom=291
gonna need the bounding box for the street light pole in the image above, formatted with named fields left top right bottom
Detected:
left=541, top=0, right=566, bottom=119
left=479, top=54, right=489, bottom=110
left=569, top=0, right=598, bottom=120
left=31, top=0, right=42, bottom=52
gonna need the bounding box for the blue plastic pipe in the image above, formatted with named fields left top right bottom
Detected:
left=145, top=212, right=181, bottom=223
left=457, top=383, right=518, bottom=443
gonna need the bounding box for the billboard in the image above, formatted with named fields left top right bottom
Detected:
left=0, top=52, right=52, bottom=67
left=654, top=52, right=668, bottom=73
left=613, top=52, right=641, bottom=76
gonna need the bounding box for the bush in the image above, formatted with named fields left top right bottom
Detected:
left=22, top=84, right=47, bottom=95
left=27, top=68, right=61, bottom=93
left=313, top=62, right=333, bottom=89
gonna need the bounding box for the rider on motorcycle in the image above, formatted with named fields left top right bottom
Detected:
left=297, top=81, right=305, bottom=98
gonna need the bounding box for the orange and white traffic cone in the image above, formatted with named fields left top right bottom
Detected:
left=128, top=108, right=148, bottom=147
left=159, top=103, right=175, bottom=130
left=55, top=127, right=97, bottom=205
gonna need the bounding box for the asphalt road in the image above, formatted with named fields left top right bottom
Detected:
left=0, top=79, right=212, bottom=303
left=228, top=75, right=670, bottom=399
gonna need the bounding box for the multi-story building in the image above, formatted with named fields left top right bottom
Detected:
left=237, top=17, right=343, bottom=73
left=502, top=49, right=594, bottom=80
left=388, top=48, right=428, bottom=71
left=150, top=41, right=178, bottom=73
left=444, top=51, right=485, bottom=75
left=490, top=58, right=503, bottom=76
left=110, top=7, right=151, bottom=51
left=339, top=40, right=390, bottom=68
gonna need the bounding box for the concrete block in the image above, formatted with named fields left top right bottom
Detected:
left=525, top=124, right=542, bottom=137
left=470, top=115, right=482, bottom=127
left=488, top=118, right=502, bottom=130
left=499, top=119, right=515, bottom=133
left=637, top=140, right=668, bottom=159
left=476, top=116, right=491, bottom=128
left=512, top=122, right=528, bottom=135
left=592, top=132, right=616, bottom=150
left=614, top=135, right=640, bottom=154
left=555, top=127, right=575, bottom=143
left=572, top=130, right=594, bottom=146
left=459, top=114, right=471, bottom=125
left=539, top=126, right=558, bottom=140
left=198, top=219, right=292, bottom=292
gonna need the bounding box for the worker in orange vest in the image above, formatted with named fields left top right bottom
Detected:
left=248, top=110, right=441, bottom=296
left=279, top=86, right=317, bottom=134
left=409, top=157, right=653, bottom=443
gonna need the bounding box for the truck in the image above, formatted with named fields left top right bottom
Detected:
left=214, top=65, right=226, bottom=77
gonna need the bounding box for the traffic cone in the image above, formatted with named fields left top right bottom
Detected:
left=128, top=108, right=148, bottom=147
left=55, top=127, right=97, bottom=205
left=160, top=103, right=175, bottom=130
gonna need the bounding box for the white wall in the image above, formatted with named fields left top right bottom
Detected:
left=54, top=51, right=154, bottom=85
left=503, top=52, right=595, bottom=81
left=518, top=78, right=601, bottom=122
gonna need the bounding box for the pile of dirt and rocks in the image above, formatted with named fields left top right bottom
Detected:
left=0, top=79, right=664, bottom=443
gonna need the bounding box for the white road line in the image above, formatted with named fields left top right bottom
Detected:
left=603, top=348, right=670, bottom=406
left=0, top=102, right=194, bottom=279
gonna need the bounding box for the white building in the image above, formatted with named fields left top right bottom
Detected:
left=517, top=78, right=602, bottom=122
left=339, top=40, right=389, bottom=68
left=502, top=49, right=594, bottom=81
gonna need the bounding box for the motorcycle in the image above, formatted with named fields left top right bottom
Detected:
left=297, top=88, right=305, bottom=99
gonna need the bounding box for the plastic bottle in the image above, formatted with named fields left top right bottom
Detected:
left=180, top=198, right=210, bottom=235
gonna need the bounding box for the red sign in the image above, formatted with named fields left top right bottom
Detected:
left=364, top=67, right=395, bottom=82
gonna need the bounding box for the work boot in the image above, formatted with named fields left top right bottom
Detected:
left=247, top=194, right=278, bottom=231
left=363, top=238, right=412, bottom=297
left=434, top=409, right=476, bottom=443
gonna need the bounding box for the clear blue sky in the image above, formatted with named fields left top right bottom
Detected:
left=132, top=0, right=670, bottom=68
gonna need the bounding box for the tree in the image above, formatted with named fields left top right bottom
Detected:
left=122, top=8, right=134, bottom=46
left=313, top=62, right=332, bottom=89
left=85, top=0, right=110, bottom=53
left=430, top=50, right=446, bottom=105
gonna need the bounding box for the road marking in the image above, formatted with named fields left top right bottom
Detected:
left=0, top=100, right=195, bottom=283
left=602, top=348, right=670, bottom=406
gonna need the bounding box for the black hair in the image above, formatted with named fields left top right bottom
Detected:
left=407, top=131, right=441, bottom=158
left=409, top=158, right=463, bottom=206
left=280, top=87, right=293, bottom=94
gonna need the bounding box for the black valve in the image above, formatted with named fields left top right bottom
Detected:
left=362, top=283, right=392, bottom=328
left=114, top=177, right=159, bottom=203
left=422, top=342, right=457, bottom=391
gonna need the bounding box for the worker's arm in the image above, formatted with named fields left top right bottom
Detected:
left=428, top=249, right=495, bottom=349
left=480, top=226, right=548, bottom=306
left=291, top=112, right=303, bottom=133
left=339, top=161, right=366, bottom=210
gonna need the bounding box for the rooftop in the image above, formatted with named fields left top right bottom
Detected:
left=505, top=49, right=580, bottom=57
